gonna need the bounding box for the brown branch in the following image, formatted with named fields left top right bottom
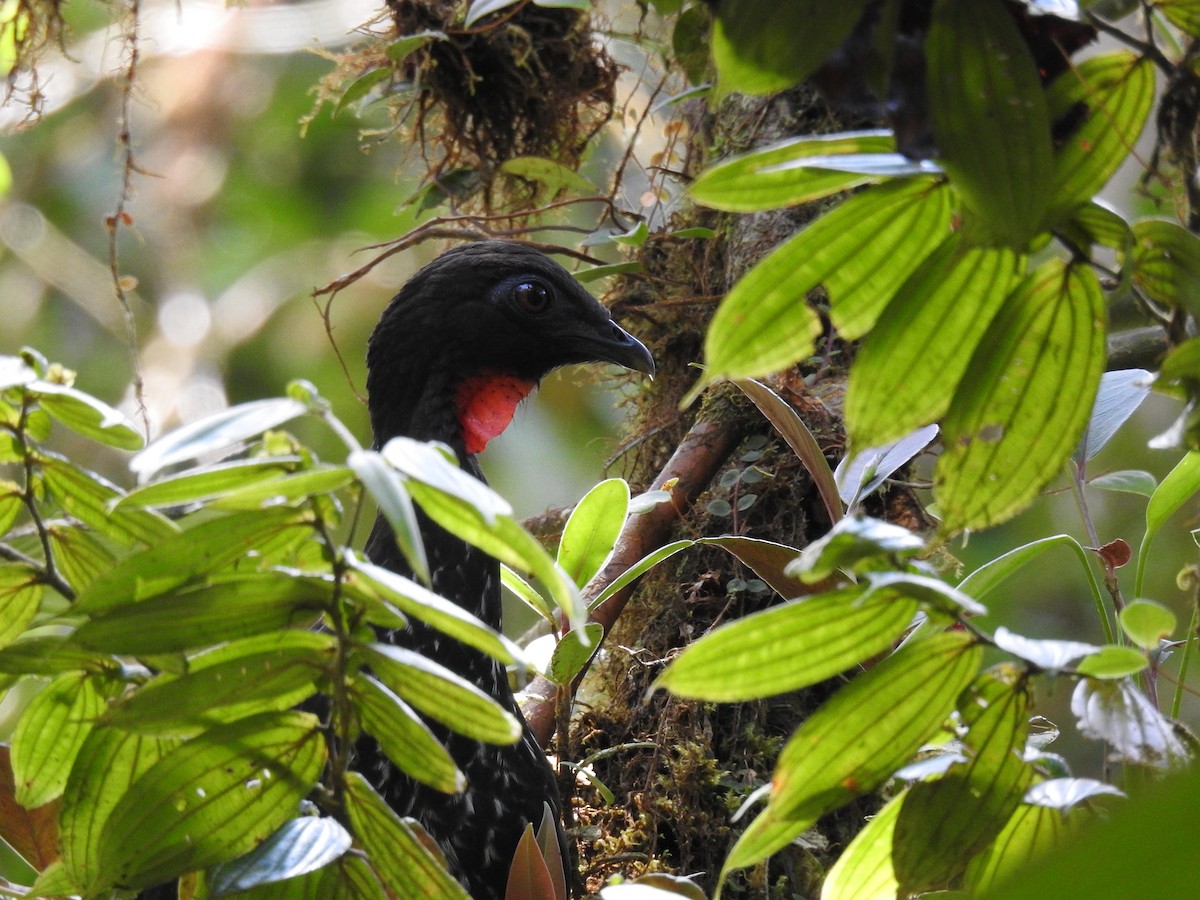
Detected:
left=523, top=416, right=741, bottom=746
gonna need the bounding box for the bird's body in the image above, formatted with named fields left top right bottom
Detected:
left=360, top=241, right=654, bottom=899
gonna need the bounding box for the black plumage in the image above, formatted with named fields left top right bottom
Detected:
left=359, top=241, right=654, bottom=898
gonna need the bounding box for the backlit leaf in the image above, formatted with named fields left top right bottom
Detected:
left=12, top=671, right=104, bottom=807
left=936, top=260, right=1106, bottom=530
left=820, top=792, right=904, bottom=900
left=557, top=478, right=629, bottom=588
left=1119, top=599, right=1176, bottom=649
left=29, top=381, right=143, bottom=450
left=1136, top=451, right=1200, bottom=594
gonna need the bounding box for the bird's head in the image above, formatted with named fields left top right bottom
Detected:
left=367, top=240, right=654, bottom=455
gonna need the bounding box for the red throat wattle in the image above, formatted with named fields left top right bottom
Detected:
left=454, top=373, right=536, bottom=454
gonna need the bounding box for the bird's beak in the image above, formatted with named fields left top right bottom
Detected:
left=587, top=320, right=656, bottom=377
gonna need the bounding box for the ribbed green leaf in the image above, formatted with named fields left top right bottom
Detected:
left=343, top=772, right=469, bottom=900
left=557, top=478, right=628, bottom=589
left=47, top=524, right=119, bottom=594
left=1158, top=0, right=1200, bottom=34
left=73, top=574, right=330, bottom=655
left=964, top=802, right=1078, bottom=895
left=894, top=678, right=1033, bottom=892
left=658, top=587, right=916, bottom=701
left=846, top=238, right=1021, bottom=448
left=346, top=558, right=521, bottom=667
left=725, top=631, right=981, bottom=871
left=0, top=480, right=21, bottom=535
left=105, top=633, right=334, bottom=733
left=29, top=381, right=144, bottom=450
left=350, top=675, right=465, bottom=793
left=130, top=397, right=308, bottom=481
left=348, top=449, right=429, bottom=584
left=711, top=0, right=872, bottom=97
left=1044, top=53, right=1154, bottom=224
left=820, top=792, right=904, bottom=900
left=358, top=643, right=521, bottom=745
left=12, top=671, right=105, bottom=807
left=61, top=728, right=176, bottom=893
left=40, top=456, right=178, bottom=547
left=927, top=0, right=1052, bottom=247
left=75, top=507, right=313, bottom=615
left=1129, top=219, right=1200, bottom=318
left=690, top=131, right=897, bottom=212
left=95, top=711, right=325, bottom=891
left=936, top=260, right=1106, bottom=530
left=118, top=458, right=301, bottom=508
left=0, top=635, right=112, bottom=676
left=208, top=817, right=352, bottom=898
left=0, top=566, right=42, bottom=649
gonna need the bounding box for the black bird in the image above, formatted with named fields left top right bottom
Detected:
left=361, top=241, right=654, bottom=899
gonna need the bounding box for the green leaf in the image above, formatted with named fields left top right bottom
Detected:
left=1044, top=53, right=1154, bottom=224
left=335, top=68, right=390, bottom=116
left=558, top=478, right=629, bottom=588
left=382, top=437, right=511, bottom=521
left=48, top=524, right=119, bottom=593
left=208, top=817, right=353, bottom=897
left=1119, top=599, right=1176, bottom=650
left=733, top=379, right=843, bottom=524
left=73, top=574, right=330, bottom=655
left=349, top=449, right=429, bottom=584
left=724, top=631, right=981, bottom=871
left=698, top=535, right=805, bottom=599
left=846, top=238, right=1022, bottom=448
left=94, top=711, right=325, bottom=891
left=0, top=566, right=42, bottom=649
left=821, top=792, right=904, bottom=900
left=689, top=130, right=897, bottom=212
left=345, top=557, right=522, bottom=667
left=358, top=642, right=522, bottom=745
left=104, top=633, right=334, bottom=733
left=936, top=260, right=1106, bottom=531
left=589, top=539, right=694, bottom=611
left=130, top=397, right=308, bottom=481
left=893, top=678, right=1033, bottom=892
left=1137, top=452, right=1200, bottom=595
left=711, top=0, right=872, bottom=97
left=927, top=0, right=1052, bottom=246
left=343, top=772, right=469, bottom=900
left=118, top=458, right=302, bottom=508
left=1129, top=219, right=1200, bottom=318
left=61, top=729, right=176, bottom=894
left=862, top=572, right=986, bottom=617
left=1075, top=646, right=1147, bottom=679
left=0, top=479, right=22, bottom=535
left=548, top=622, right=604, bottom=686
left=500, top=156, right=596, bottom=196
left=75, top=507, right=312, bottom=614
left=0, top=635, right=113, bottom=676
left=28, top=381, right=143, bottom=450
left=964, top=802, right=1078, bottom=895
left=958, top=534, right=1106, bottom=607
left=1089, top=469, right=1157, bottom=497
left=785, top=516, right=924, bottom=584
left=350, top=675, right=465, bottom=793
left=501, top=563, right=555, bottom=622
left=40, top=456, right=178, bottom=546
left=574, top=261, right=643, bottom=284
left=657, top=586, right=917, bottom=701
left=385, top=30, right=444, bottom=63
left=11, top=670, right=105, bottom=807
left=1157, top=0, right=1200, bottom=34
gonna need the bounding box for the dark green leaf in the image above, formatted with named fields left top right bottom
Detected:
left=343, top=772, right=469, bottom=900
left=690, top=131, right=897, bottom=211
left=335, top=68, right=390, bottom=116
left=73, top=574, right=330, bottom=655
left=350, top=675, right=465, bottom=793
left=95, top=711, right=325, bottom=891
left=711, top=0, right=872, bottom=97
left=846, top=238, right=1022, bottom=448
left=936, top=260, right=1106, bottom=530
left=926, top=0, right=1052, bottom=246
left=208, top=817, right=352, bottom=898
left=657, top=586, right=917, bottom=701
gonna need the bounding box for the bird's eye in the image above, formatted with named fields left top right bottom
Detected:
left=512, top=280, right=551, bottom=314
